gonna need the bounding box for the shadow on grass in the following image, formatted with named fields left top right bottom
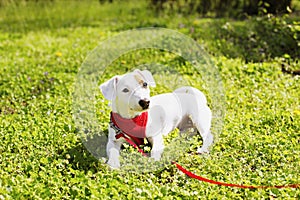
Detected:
left=60, top=134, right=108, bottom=173
left=62, top=143, right=101, bottom=173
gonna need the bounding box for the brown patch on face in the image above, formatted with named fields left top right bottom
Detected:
left=134, top=74, right=145, bottom=86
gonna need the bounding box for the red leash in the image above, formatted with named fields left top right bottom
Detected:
left=117, top=134, right=299, bottom=189
left=172, top=161, right=299, bottom=189
left=116, top=132, right=148, bottom=157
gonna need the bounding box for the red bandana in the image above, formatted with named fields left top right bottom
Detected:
left=110, top=112, right=148, bottom=146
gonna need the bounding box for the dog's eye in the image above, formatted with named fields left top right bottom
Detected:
left=142, top=82, right=148, bottom=88
left=122, top=88, right=129, bottom=93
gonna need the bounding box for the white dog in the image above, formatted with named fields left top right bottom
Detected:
left=100, top=69, right=213, bottom=169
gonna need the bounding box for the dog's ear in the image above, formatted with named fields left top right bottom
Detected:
left=99, top=76, right=120, bottom=101
left=134, top=69, right=156, bottom=87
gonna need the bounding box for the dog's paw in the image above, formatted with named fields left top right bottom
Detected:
left=150, top=151, right=162, bottom=161
left=196, top=147, right=210, bottom=155
left=106, top=158, right=120, bottom=169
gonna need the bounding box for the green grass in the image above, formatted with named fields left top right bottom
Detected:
left=0, top=0, right=299, bottom=199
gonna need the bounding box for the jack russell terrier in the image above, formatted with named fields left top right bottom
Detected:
left=100, top=69, right=213, bottom=169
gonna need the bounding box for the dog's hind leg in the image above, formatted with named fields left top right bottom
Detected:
left=175, top=86, right=213, bottom=153
left=197, top=130, right=213, bottom=154
left=192, top=105, right=214, bottom=154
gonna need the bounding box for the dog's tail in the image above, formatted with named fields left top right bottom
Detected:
left=173, top=86, right=207, bottom=105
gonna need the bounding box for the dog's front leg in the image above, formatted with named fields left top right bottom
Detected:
left=149, top=134, right=164, bottom=161
left=106, top=129, right=122, bottom=169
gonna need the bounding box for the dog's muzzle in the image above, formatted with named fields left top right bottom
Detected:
left=139, top=99, right=150, bottom=110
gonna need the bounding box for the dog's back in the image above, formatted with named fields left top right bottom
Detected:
left=173, top=86, right=207, bottom=105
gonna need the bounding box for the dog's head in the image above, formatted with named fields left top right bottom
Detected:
left=100, top=69, right=156, bottom=118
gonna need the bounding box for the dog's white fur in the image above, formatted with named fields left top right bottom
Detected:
left=100, top=69, right=213, bottom=169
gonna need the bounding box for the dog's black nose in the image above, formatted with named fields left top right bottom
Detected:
left=139, top=99, right=150, bottom=110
